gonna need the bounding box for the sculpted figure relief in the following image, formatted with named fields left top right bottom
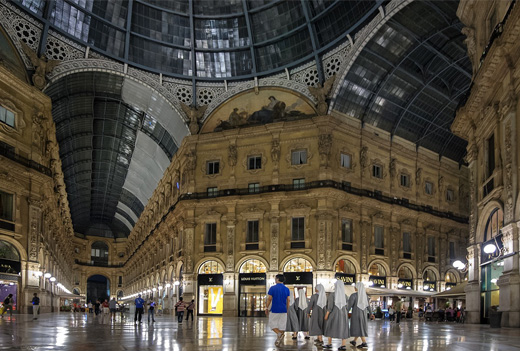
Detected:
left=181, top=103, right=208, bottom=134
left=308, top=75, right=336, bottom=115
left=21, top=41, right=60, bottom=90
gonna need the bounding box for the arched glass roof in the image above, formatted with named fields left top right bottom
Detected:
left=15, top=0, right=383, bottom=80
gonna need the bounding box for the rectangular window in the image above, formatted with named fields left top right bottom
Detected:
left=118, top=276, right=123, bottom=285
left=206, top=160, right=220, bottom=175
left=428, top=236, right=436, bottom=262
left=403, top=232, right=411, bottom=259
left=0, top=106, right=15, bottom=128
left=0, top=190, right=14, bottom=222
left=340, top=153, right=351, bottom=169
left=372, top=164, right=382, bottom=178
left=204, top=223, right=217, bottom=252
left=425, top=181, right=433, bottom=195
left=341, top=219, right=353, bottom=251
left=248, top=183, right=260, bottom=193
left=446, top=189, right=454, bottom=202
left=293, top=178, right=305, bottom=189
left=248, top=156, right=262, bottom=170
left=487, top=134, right=495, bottom=177
left=374, top=225, right=384, bottom=255
left=246, top=220, right=259, bottom=243
left=207, top=187, right=218, bottom=197
left=449, top=241, right=455, bottom=261
left=400, top=174, right=410, bottom=187
left=291, top=149, right=307, bottom=165
left=291, top=217, right=305, bottom=243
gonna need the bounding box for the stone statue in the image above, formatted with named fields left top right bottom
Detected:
left=389, top=158, right=396, bottom=179
left=20, top=41, right=60, bottom=90
left=308, top=75, right=336, bottom=115
left=461, top=27, right=477, bottom=73
left=360, top=146, right=368, bottom=169
left=271, top=139, right=280, bottom=164
left=228, top=144, right=237, bottom=166
left=180, top=103, right=208, bottom=134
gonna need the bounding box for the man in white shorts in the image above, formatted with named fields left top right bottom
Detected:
left=265, top=274, right=290, bottom=347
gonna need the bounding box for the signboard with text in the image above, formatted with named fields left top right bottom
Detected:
left=335, top=273, right=356, bottom=285
left=369, top=275, right=387, bottom=288
left=284, top=272, right=313, bottom=285
left=239, top=273, right=266, bottom=286
left=197, top=274, right=223, bottom=286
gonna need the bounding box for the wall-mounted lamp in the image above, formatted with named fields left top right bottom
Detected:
left=453, top=259, right=469, bottom=273
left=174, top=281, right=180, bottom=286
left=483, top=244, right=496, bottom=254
left=158, top=286, right=163, bottom=290
left=152, top=288, right=157, bottom=292
left=35, top=271, right=43, bottom=277
left=50, top=277, right=56, bottom=282
left=165, top=283, right=171, bottom=288
left=44, top=273, right=52, bottom=278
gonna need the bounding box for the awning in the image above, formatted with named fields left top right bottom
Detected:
left=58, top=293, right=84, bottom=299
left=432, top=281, right=467, bottom=299
left=367, top=287, right=434, bottom=298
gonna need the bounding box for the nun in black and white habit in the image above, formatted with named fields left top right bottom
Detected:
left=348, top=282, right=370, bottom=349
left=307, top=283, right=326, bottom=345
left=323, top=280, right=349, bottom=349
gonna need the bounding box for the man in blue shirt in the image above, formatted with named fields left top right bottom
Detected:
left=134, top=294, right=145, bottom=323
left=265, top=274, right=290, bottom=347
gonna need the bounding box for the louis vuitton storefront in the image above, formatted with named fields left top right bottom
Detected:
left=238, top=259, right=267, bottom=317
left=197, top=261, right=224, bottom=315
left=283, top=258, right=314, bottom=300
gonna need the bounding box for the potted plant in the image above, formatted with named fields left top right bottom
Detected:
left=489, top=305, right=502, bottom=328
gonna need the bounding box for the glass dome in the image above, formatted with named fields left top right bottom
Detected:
left=15, top=0, right=382, bottom=80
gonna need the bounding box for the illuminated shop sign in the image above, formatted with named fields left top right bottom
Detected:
left=480, top=233, right=504, bottom=264
left=397, top=279, right=413, bottom=289
left=239, top=273, right=266, bottom=285
left=197, top=274, right=223, bottom=286
left=0, top=259, right=20, bottom=274
left=423, top=281, right=436, bottom=291
left=284, top=272, right=313, bottom=285
left=369, top=276, right=386, bottom=288
left=335, top=273, right=356, bottom=285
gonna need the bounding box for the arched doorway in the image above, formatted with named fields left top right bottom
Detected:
left=335, top=259, right=356, bottom=285
left=445, top=272, right=458, bottom=290
left=238, top=259, right=267, bottom=317
left=398, top=266, right=414, bottom=290
left=422, top=269, right=437, bottom=292
left=0, top=240, right=21, bottom=313
left=283, top=257, right=313, bottom=299
left=197, top=260, right=224, bottom=315
left=368, top=262, right=387, bottom=288
left=87, top=275, right=110, bottom=304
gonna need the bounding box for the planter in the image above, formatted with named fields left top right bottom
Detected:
left=489, top=311, right=502, bottom=328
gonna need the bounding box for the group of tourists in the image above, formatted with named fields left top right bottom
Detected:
left=266, top=274, right=370, bottom=349
left=133, top=294, right=195, bottom=324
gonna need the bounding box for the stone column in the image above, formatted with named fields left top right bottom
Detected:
left=497, top=223, right=520, bottom=327
left=316, top=212, right=333, bottom=270
left=465, top=244, right=481, bottom=324
left=223, top=220, right=237, bottom=317
left=360, top=221, right=370, bottom=273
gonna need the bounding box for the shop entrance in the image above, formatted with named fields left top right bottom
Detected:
left=238, top=259, right=267, bottom=317
left=0, top=240, right=21, bottom=313
left=283, top=258, right=314, bottom=300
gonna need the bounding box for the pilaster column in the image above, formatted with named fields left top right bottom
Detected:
left=316, top=212, right=333, bottom=270
left=269, top=215, right=280, bottom=271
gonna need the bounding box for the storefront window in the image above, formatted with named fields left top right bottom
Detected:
left=283, top=257, right=313, bottom=272
left=397, top=266, right=413, bottom=290
left=481, top=260, right=503, bottom=320
left=239, top=259, right=266, bottom=273
left=368, top=263, right=387, bottom=288
left=198, top=261, right=224, bottom=315
left=422, top=269, right=437, bottom=291
left=335, top=259, right=356, bottom=285
left=484, top=208, right=503, bottom=241
left=283, top=258, right=313, bottom=300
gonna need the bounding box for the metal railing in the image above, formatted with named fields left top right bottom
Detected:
left=0, top=141, right=52, bottom=176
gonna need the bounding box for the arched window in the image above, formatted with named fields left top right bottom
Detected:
left=198, top=260, right=224, bottom=274
left=368, top=263, right=386, bottom=276
left=445, top=272, right=457, bottom=283
left=423, top=269, right=436, bottom=281
left=0, top=240, right=20, bottom=274
left=91, top=241, right=109, bottom=265
left=283, top=258, right=313, bottom=272
left=484, top=208, right=503, bottom=242
left=398, top=266, right=413, bottom=279
left=335, top=259, right=356, bottom=274
left=73, top=288, right=80, bottom=295
left=240, top=259, right=267, bottom=273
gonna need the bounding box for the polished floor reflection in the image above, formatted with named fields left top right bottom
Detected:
left=0, top=313, right=519, bottom=350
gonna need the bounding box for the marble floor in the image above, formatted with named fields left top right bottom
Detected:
left=0, top=313, right=519, bottom=351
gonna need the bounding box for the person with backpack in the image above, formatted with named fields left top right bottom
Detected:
left=32, top=293, right=40, bottom=320
left=1, top=294, right=14, bottom=318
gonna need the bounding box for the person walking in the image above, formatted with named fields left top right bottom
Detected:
left=88, top=301, right=93, bottom=313
left=285, top=291, right=299, bottom=339
left=323, top=280, right=349, bottom=350
left=148, top=299, right=156, bottom=323
left=294, top=288, right=310, bottom=340
left=265, top=274, right=291, bottom=347
left=1, top=294, right=14, bottom=318
left=308, top=284, right=326, bottom=346
left=31, top=293, right=40, bottom=320
left=394, top=298, right=402, bottom=325
left=175, top=297, right=186, bottom=323
left=109, top=297, right=117, bottom=320
left=388, top=305, right=395, bottom=322
left=94, top=300, right=101, bottom=315
left=102, top=299, right=110, bottom=314
left=134, top=294, right=145, bottom=324
left=185, top=299, right=195, bottom=321
left=349, top=282, right=371, bottom=349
